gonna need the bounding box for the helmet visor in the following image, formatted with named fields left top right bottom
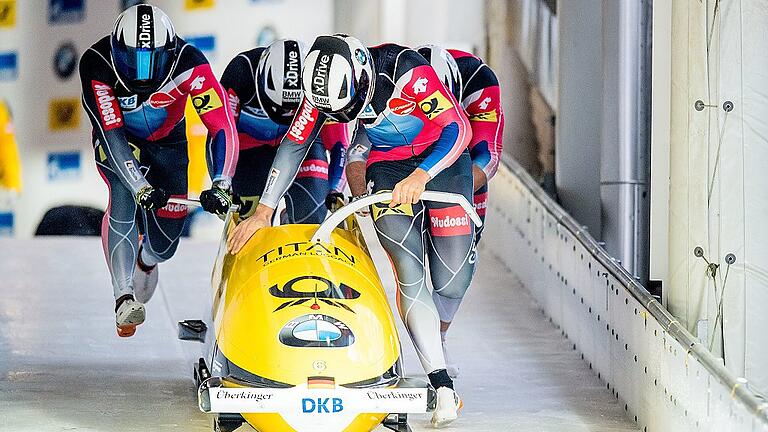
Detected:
left=112, top=42, right=176, bottom=93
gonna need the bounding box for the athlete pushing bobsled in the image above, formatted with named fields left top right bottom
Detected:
left=227, top=34, right=474, bottom=428
left=347, top=45, right=506, bottom=377
left=79, top=4, right=239, bottom=337
left=219, top=39, right=350, bottom=222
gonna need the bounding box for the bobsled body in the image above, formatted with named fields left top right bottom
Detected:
left=199, top=219, right=428, bottom=432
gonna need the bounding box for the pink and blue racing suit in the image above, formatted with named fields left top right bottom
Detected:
left=80, top=36, right=239, bottom=300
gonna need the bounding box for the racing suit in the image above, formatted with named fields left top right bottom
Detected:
left=80, top=36, right=239, bottom=300
left=220, top=48, right=349, bottom=221
left=259, top=44, right=473, bottom=375
left=447, top=49, right=505, bottom=243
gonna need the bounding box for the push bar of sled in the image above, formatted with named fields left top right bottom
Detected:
left=312, top=191, right=482, bottom=243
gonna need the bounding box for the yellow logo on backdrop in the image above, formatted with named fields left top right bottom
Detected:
left=185, top=0, right=215, bottom=10
left=191, top=88, right=223, bottom=115
left=0, top=0, right=16, bottom=28
left=49, top=98, right=81, bottom=131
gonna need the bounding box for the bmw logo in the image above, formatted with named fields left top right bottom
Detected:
left=354, top=48, right=367, bottom=66
left=53, top=42, right=78, bottom=80
left=279, top=314, right=356, bottom=348
left=293, top=319, right=342, bottom=342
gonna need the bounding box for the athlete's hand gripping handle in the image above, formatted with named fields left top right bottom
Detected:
left=312, top=191, right=483, bottom=243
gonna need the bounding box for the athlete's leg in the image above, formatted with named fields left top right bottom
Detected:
left=367, top=161, right=446, bottom=375
left=95, top=140, right=141, bottom=300
left=138, top=143, right=189, bottom=266
left=427, top=153, right=476, bottom=325
left=231, top=146, right=276, bottom=219
left=284, top=140, right=329, bottom=224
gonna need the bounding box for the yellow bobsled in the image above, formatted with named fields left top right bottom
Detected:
left=176, top=192, right=481, bottom=432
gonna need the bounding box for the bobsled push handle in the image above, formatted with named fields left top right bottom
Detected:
left=312, top=191, right=483, bottom=243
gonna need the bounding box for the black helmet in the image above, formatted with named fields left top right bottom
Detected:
left=256, top=39, right=306, bottom=125
left=301, top=34, right=374, bottom=123
left=110, top=4, right=177, bottom=94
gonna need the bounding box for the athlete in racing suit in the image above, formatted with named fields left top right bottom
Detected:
left=80, top=5, right=238, bottom=337
left=416, top=45, right=505, bottom=375
left=227, top=35, right=472, bottom=428
left=219, top=40, right=348, bottom=220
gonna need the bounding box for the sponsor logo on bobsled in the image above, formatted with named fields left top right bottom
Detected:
left=429, top=205, right=471, bottom=236
left=270, top=275, right=360, bottom=313
left=215, top=390, right=273, bottom=401
left=257, top=241, right=356, bottom=266
left=280, top=314, right=355, bottom=348
left=366, top=390, right=425, bottom=402
left=302, top=397, right=344, bottom=413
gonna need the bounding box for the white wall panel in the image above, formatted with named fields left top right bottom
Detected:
left=483, top=161, right=768, bottom=432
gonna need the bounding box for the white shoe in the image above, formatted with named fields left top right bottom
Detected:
left=442, top=340, right=460, bottom=378
left=132, top=259, right=159, bottom=304
left=431, top=387, right=462, bottom=428
left=115, top=296, right=145, bottom=337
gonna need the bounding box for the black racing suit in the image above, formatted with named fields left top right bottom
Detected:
left=80, top=36, right=239, bottom=300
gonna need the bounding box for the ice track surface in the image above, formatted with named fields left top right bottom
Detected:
left=0, top=220, right=638, bottom=432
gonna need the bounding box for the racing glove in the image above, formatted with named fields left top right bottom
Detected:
left=200, top=179, right=233, bottom=216
left=325, top=191, right=346, bottom=212
left=135, top=185, right=169, bottom=210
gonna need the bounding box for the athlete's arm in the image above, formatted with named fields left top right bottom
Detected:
left=398, top=53, right=472, bottom=179
left=179, top=48, right=239, bottom=183
left=319, top=121, right=350, bottom=193
left=228, top=98, right=326, bottom=254
left=79, top=48, right=149, bottom=195
left=463, top=66, right=504, bottom=187
left=389, top=51, right=472, bottom=205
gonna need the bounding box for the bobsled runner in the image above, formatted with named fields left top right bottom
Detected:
left=174, top=192, right=482, bottom=432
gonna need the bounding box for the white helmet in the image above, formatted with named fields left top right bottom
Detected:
left=111, top=4, right=177, bottom=93
left=302, top=34, right=374, bottom=122
left=417, top=45, right=462, bottom=101
left=256, top=39, right=306, bottom=125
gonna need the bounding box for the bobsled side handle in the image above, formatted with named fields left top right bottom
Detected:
left=312, top=191, right=482, bottom=243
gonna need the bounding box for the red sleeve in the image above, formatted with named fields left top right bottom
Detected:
left=180, top=64, right=240, bottom=180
